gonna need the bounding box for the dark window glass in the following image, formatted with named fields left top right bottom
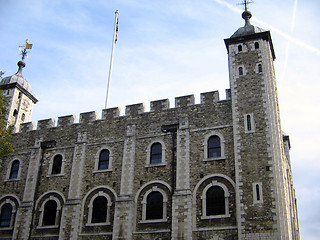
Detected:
left=150, top=143, right=162, bottom=164
left=0, top=203, right=12, bottom=227
left=21, top=113, right=25, bottom=121
left=146, top=192, right=163, bottom=220
left=258, top=64, right=262, bottom=73
left=43, top=200, right=57, bottom=226
left=13, top=109, right=18, bottom=117
left=247, top=115, right=252, bottom=131
left=52, top=155, right=62, bottom=175
left=98, top=150, right=109, bottom=170
left=206, top=186, right=225, bottom=216
left=239, top=67, right=243, bottom=76
left=238, top=45, right=242, bottom=52
left=92, top=196, right=108, bottom=223
left=256, top=184, right=260, bottom=201
left=9, top=160, right=20, bottom=179
left=208, top=136, right=221, bottom=158
left=255, top=42, right=259, bottom=49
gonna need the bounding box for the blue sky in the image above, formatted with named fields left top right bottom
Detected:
left=1, top=0, right=320, bottom=239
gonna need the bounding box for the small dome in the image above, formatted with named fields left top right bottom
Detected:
left=0, top=60, right=32, bottom=92
left=230, top=11, right=266, bottom=38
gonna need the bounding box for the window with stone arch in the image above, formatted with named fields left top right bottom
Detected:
left=204, top=132, right=225, bottom=161
left=8, top=160, right=20, bottom=180
left=146, top=141, right=166, bottom=167
left=38, top=196, right=61, bottom=228
left=141, top=187, right=168, bottom=223
left=244, top=113, right=255, bottom=133
left=94, top=147, right=112, bottom=172
left=238, top=44, right=243, bottom=52
left=0, top=203, right=13, bottom=228
left=201, top=181, right=230, bottom=219
left=255, top=42, right=260, bottom=49
left=86, top=192, right=112, bottom=226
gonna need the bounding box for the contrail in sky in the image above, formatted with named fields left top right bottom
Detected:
left=282, top=0, right=299, bottom=82
left=213, top=0, right=320, bottom=56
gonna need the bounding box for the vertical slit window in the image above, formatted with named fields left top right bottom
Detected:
left=239, top=67, right=243, bottom=76
left=150, top=143, right=162, bottom=164
left=247, top=115, right=252, bottom=131
left=255, top=42, right=259, bottom=49
left=258, top=64, right=262, bottom=73
left=238, top=45, right=242, bottom=52
left=98, top=150, right=110, bottom=170
left=256, top=184, right=260, bottom=201
left=0, top=203, right=12, bottom=227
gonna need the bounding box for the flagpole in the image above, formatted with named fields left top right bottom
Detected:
left=105, top=10, right=119, bottom=109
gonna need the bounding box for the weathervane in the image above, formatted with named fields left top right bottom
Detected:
left=238, top=0, right=254, bottom=11
left=18, top=39, right=33, bottom=60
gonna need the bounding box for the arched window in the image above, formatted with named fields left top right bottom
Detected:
left=13, top=109, right=18, bottom=117
left=255, top=42, right=259, bottom=49
left=42, top=200, right=57, bottom=226
left=91, top=196, right=108, bottom=223
left=21, top=113, right=25, bottom=121
left=253, top=182, right=263, bottom=204
left=239, top=67, right=243, bottom=76
left=9, top=160, right=20, bottom=179
left=258, top=64, right=263, bottom=73
left=51, top=155, right=62, bottom=175
left=0, top=203, right=12, bottom=227
left=150, top=143, right=162, bottom=164
left=238, top=45, right=242, bottom=52
left=146, top=191, right=163, bottom=220
left=98, top=150, right=110, bottom=170
left=208, top=136, right=221, bottom=158
left=206, top=186, right=225, bottom=216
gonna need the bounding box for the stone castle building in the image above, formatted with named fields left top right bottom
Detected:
left=0, top=8, right=299, bottom=240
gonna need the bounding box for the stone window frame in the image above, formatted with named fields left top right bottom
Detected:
left=201, top=181, right=231, bottom=219
left=5, top=159, right=21, bottom=181
left=86, top=191, right=112, bottom=226
left=47, top=153, right=65, bottom=177
left=0, top=199, right=17, bottom=230
left=140, top=186, right=168, bottom=223
left=244, top=113, right=255, bottom=133
left=93, top=146, right=113, bottom=173
left=203, top=132, right=226, bottom=161
left=37, top=196, right=61, bottom=229
left=145, top=140, right=167, bottom=167
left=253, top=182, right=264, bottom=204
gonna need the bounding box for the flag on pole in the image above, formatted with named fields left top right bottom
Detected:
left=115, top=14, right=119, bottom=43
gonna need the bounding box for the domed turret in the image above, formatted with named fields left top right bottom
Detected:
left=0, top=60, right=32, bottom=92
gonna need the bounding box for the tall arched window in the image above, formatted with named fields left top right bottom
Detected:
left=91, top=196, right=108, bottom=223
left=208, top=136, right=221, bottom=158
left=206, top=186, right=225, bottom=216
left=238, top=45, right=242, bottom=52
left=42, top=200, right=57, bottom=226
left=9, top=160, right=20, bottom=179
left=0, top=203, right=12, bottom=227
left=146, top=191, right=163, bottom=220
left=98, top=150, right=110, bottom=170
left=51, top=155, right=62, bottom=175
left=150, top=143, right=162, bottom=164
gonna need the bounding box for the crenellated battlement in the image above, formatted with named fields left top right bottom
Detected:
left=18, top=89, right=231, bottom=133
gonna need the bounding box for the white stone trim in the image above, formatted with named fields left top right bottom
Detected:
left=244, top=113, right=255, bottom=133
left=253, top=182, right=264, bottom=204
left=86, top=191, right=112, bottom=226
left=200, top=181, right=231, bottom=219
left=5, top=158, right=21, bottom=181
left=145, top=140, right=167, bottom=167
left=47, top=153, right=65, bottom=177
left=203, top=131, right=226, bottom=161
left=94, top=146, right=113, bottom=172
left=140, top=186, right=168, bottom=223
